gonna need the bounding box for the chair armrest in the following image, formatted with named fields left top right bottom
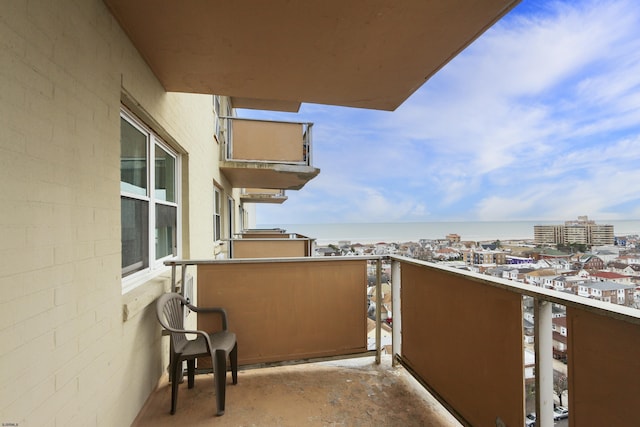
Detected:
left=185, top=304, right=229, bottom=331
left=165, top=327, right=215, bottom=353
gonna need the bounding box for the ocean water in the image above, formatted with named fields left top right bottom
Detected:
left=257, top=220, right=640, bottom=245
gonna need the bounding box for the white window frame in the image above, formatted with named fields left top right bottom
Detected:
left=213, top=186, right=222, bottom=242
left=121, top=108, right=181, bottom=293
left=213, top=95, right=222, bottom=143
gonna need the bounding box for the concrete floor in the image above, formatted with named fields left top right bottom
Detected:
left=132, top=356, right=462, bottom=426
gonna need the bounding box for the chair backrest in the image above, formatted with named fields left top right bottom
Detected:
left=156, top=292, right=188, bottom=350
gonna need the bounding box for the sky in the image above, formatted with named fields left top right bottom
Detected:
left=239, top=0, right=640, bottom=225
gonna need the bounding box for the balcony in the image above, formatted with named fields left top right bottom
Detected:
left=147, top=256, right=640, bottom=426
left=230, top=231, right=315, bottom=258
left=220, top=118, right=319, bottom=190
left=240, top=188, right=288, bottom=204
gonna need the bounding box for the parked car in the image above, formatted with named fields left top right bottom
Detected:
left=525, top=412, right=536, bottom=426
left=553, top=406, right=569, bottom=420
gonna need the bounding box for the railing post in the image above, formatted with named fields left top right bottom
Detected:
left=375, top=258, right=382, bottom=365
left=306, top=123, right=313, bottom=166
left=391, top=259, right=401, bottom=367
left=170, top=263, right=177, bottom=293
left=534, top=299, right=554, bottom=427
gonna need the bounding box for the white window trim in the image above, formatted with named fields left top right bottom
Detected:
left=213, top=186, right=222, bottom=243
left=121, top=109, right=181, bottom=294
left=213, top=95, right=222, bottom=143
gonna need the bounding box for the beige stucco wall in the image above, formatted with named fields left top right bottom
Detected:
left=0, top=1, right=235, bottom=425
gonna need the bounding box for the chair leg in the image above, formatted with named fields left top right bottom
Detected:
left=170, top=359, right=182, bottom=415
left=230, top=343, right=238, bottom=385
left=214, top=350, right=227, bottom=416
left=187, top=359, right=195, bottom=389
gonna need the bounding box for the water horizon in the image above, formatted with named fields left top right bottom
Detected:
left=257, top=219, right=640, bottom=245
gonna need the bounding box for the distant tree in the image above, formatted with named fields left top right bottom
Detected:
left=493, top=240, right=502, bottom=248
left=553, top=371, right=568, bottom=407
left=557, top=242, right=588, bottom=254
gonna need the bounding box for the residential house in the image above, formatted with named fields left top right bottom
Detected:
left=589, top=271, right=633, bottom=285
left=524, top=269, right=558, bottom=288
left=577, top=281, right=635, bottom=306
left=609, top=262, right=640, bottom=277
left=552, top=317, right=568, bottom=361
left=618, top=253, right=640, bottom=265
left=552, top=275, right=584, bottom=293
left=576, top=255, right=605, bottom=270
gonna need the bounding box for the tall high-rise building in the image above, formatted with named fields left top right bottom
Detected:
left=534, top=216, right=614, bottom=246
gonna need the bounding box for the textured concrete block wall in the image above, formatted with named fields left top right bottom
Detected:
left=0, top=1, right=221, bottom=425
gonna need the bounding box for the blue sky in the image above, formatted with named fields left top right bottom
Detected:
left=240, top=0, right=640, bottom=225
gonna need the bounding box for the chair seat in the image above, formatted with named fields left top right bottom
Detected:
left=181, top=331, right=237, bottom=358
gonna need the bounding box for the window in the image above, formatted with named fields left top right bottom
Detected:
left=213, top=186, right=221, bottom=242
left=213, top=95, right=221, bottom=143
left=121, top=109, right=179, bottom=288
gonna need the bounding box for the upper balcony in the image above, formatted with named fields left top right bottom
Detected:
left=103, top=0, right=520, bottom=112
left=150, top=256, right=640, bottom=427
left=230, top=230, right=315, bottom=258
left=219, top=118, right=320, bottom=190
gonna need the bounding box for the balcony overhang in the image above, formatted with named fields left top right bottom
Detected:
left=103, top=0, right=520, bottom=112
left=220, top=162, right=320, bottom=191
left=240, top=189, right=288, bottom=204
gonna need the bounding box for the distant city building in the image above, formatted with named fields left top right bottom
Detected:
left=446, top=233, right=461, bottom=243
left=462, top=249, right=507, bottom=265
left=534, top=216, right=614, bottom=246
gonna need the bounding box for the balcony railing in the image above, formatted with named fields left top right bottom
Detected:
left=229, top=234, right=315, bottom=258
left=219, top=117, right=319, bottom=190
left=164, top=256, right=640, bottom=427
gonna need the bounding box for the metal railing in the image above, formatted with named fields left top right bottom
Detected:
left=165, top=255, right=640, bottom=427
left=221, top=117, right=313, bottom=166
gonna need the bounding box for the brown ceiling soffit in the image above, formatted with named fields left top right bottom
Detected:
left=104, top=0, right=520, bottom=111
left=231, top=97, right=302, bottom=113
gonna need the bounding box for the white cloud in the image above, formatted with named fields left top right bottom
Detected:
left=253, top=0, right=640, bottom=224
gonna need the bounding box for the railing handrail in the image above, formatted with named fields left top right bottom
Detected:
left=166, top=255, right=380, bottom=267
left=220, top=116, right=313, bottom=127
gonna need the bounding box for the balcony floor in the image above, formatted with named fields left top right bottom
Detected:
left=133, top=356, right=461, bottom=426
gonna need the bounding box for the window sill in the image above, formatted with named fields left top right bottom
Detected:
left=122, top=272, right=172, bottom=322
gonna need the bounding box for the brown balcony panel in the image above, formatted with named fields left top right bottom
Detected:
left=240, top=233, right=290, bottom=239
left=196, top=260, right=368, bottom=365
left=399, top=262, right=525, bottom=426
left=230, top=120, right=305, bottom=162
left=231, top=239, right=311, bottom=258
left=567, top=307, right=640, bottom=426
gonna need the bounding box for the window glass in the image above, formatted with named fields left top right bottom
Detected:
left=156, top=204, right=177, bottom=259
left=120, top=118, right=147, bottom=196
left=155, top=145, right=175, bottom=202
left=121, top=197, right=149, bottom=276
